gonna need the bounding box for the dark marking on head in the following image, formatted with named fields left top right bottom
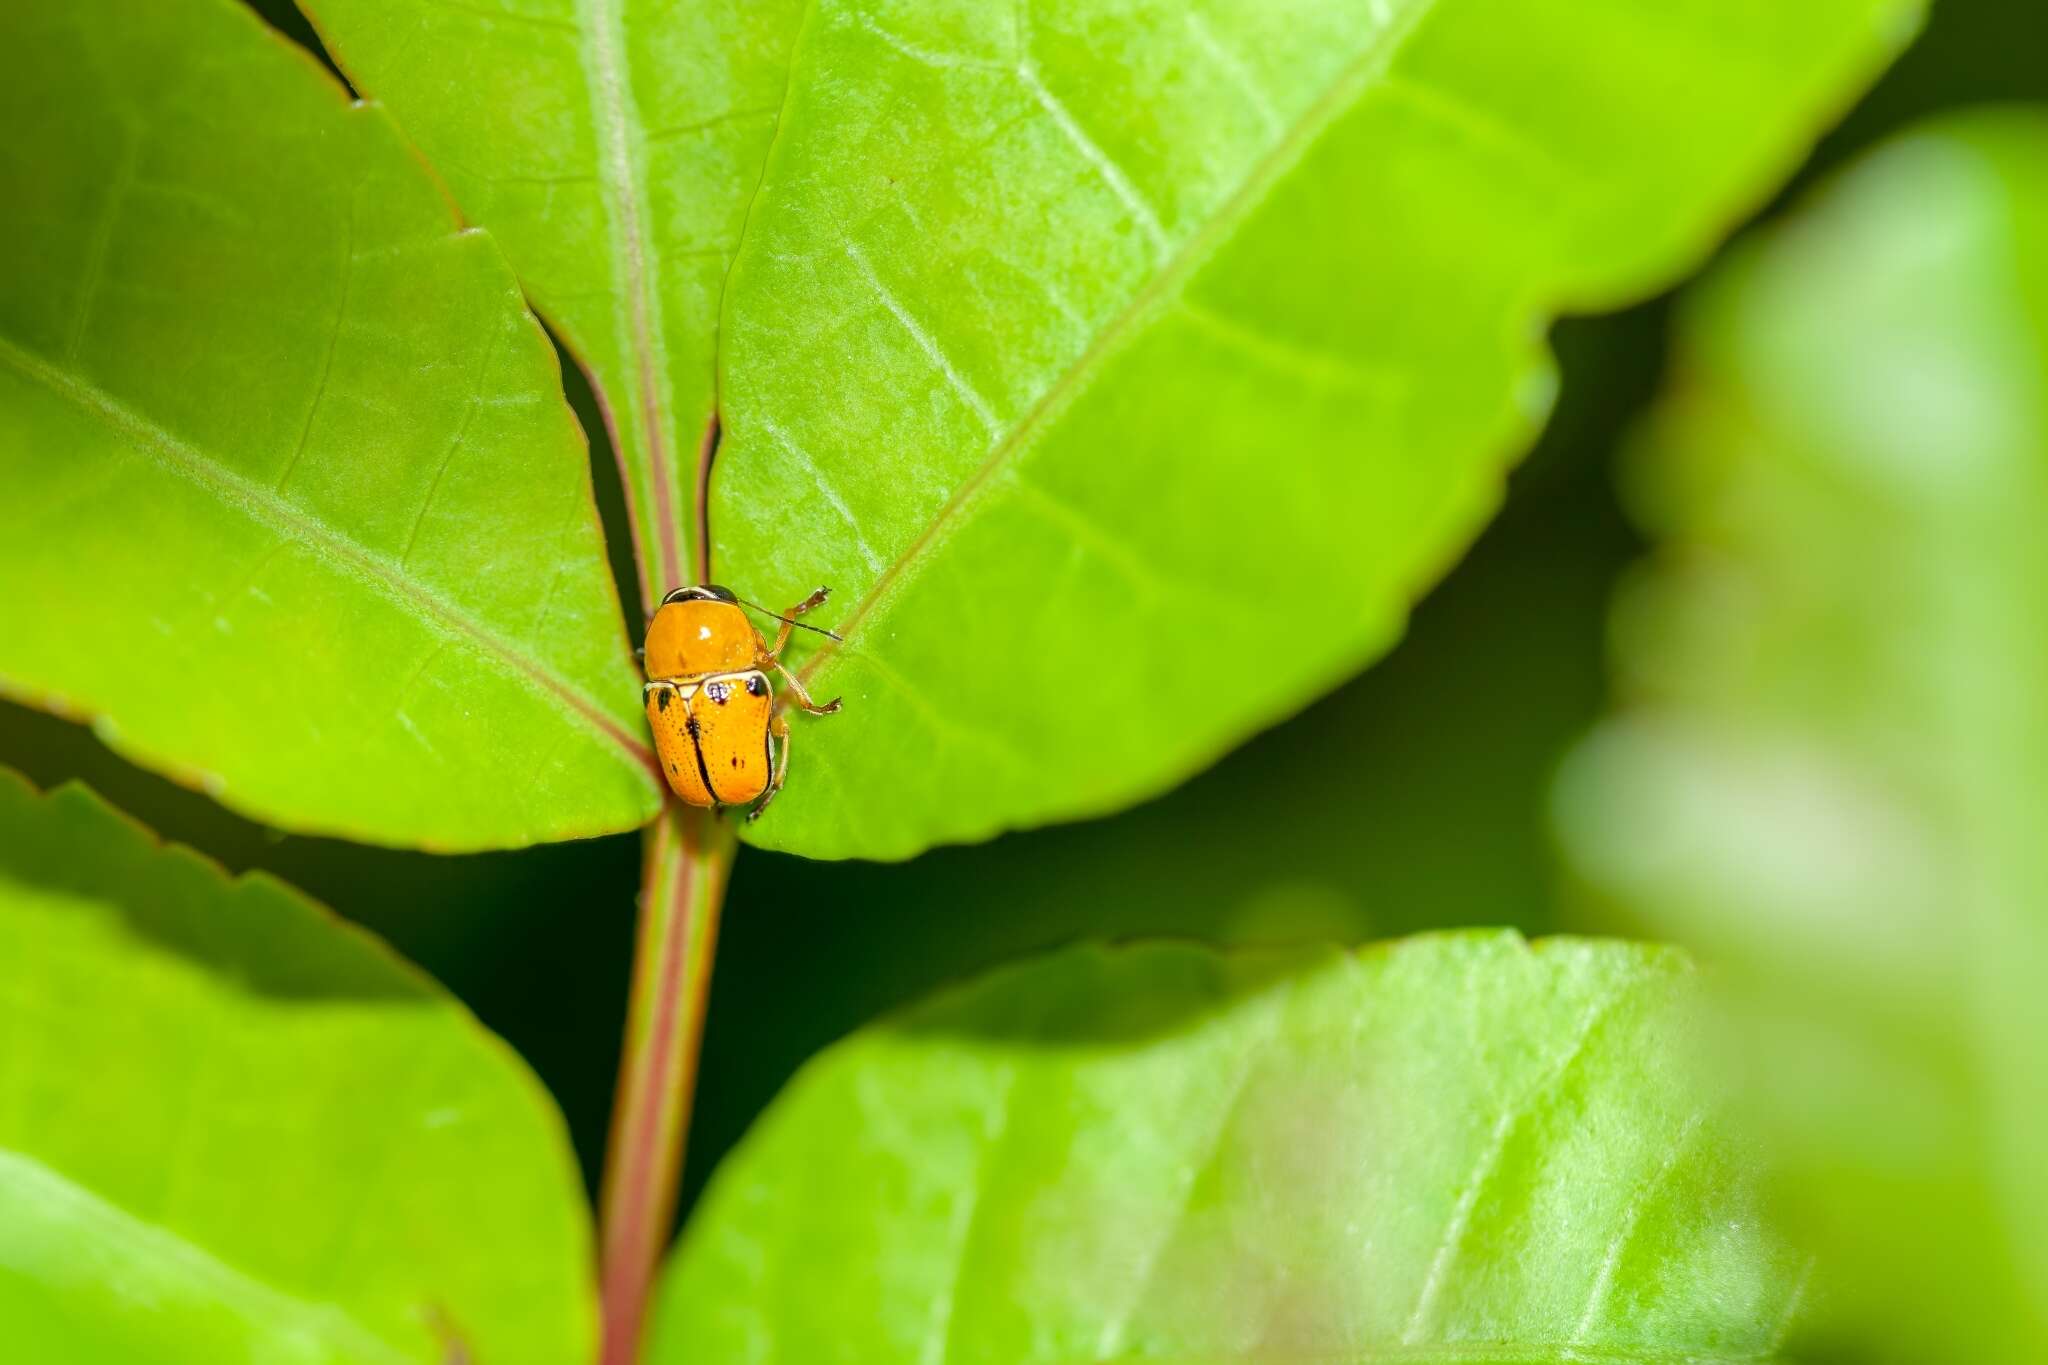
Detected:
left=661, top=584, right=739, bottom=606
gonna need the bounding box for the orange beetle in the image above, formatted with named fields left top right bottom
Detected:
left=642, top=584, right=841, bottom=819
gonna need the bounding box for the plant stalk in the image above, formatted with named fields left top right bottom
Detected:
left=596, top=800, right=736, bottom=1365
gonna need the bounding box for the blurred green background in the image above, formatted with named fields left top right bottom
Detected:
left=4, top=0, right=2041, bottom=1230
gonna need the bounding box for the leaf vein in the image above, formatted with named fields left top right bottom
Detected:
left=803, top=0, right=1443, bottom=684
left=921, top=1062, right=1019, bottom=1365
left=1007, top=477, right=1246, bottom=609
left=1404, top=975, right=1632, bottom=1342
left=401, top=315, right=507, bottom=565
left=1177, top=298, right=1406, bottom=394
left=1573, top=1110, right=1707, bottom=1342
left=760, top=416, right=886, bottom=573
left=65, top=128, right=141, bottom=362
left=645, top=105, right=783, bottom=144
left=1182, top=11, right=1283, bottom=136
left=1096, top=974, right=1293, bottom=1358
left=846, top=241, right=1002, bottom=437
left=1014, top=59, right=1169, bottom=253
left=858, top=649, right=1042, bottom=780
left=850, top=10, right=1007, bottom=72
left=0, top=334, right=657, bottom=777
left=276, top=192, right=358, bottom=495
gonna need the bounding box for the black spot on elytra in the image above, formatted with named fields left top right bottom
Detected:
left=656, top=689, right=672, bottom=712
left=746, top=674, right=767, bottom=697
left=685, top=716, right=701, bottom=739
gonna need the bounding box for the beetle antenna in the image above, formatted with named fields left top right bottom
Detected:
left=734, top=596, right=843, bottom=642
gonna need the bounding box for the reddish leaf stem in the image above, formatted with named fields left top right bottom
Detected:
left=598, top=411, right=728, bottom=1362
left=597, top=802, right=736, bottom=1364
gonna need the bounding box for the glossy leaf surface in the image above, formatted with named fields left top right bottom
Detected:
left=1555, top=113, right=2048, bottom=1359
left=0, top=772, right=594, bottom=1363
left=711, top=0, right=1922, bottom=858
left=0, top=0, right=660, bottom=850
left=298, top=0, right=809, bottom=603
left=654, top=932, right=1801, bottom=1362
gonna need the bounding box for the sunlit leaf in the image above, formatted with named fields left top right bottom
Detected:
left=0, top=0, right=660, bottom=850
left=283, top=0, right=1920, bottom=859
left=0, top=771, right=593, bottom=1363
left=1554, top=111, right=2048, bottom=1359
left=297, top=0, right=808, bottom=602
left=653, top=932, right=1802, bottom=1362
left=706, top=0, right=1922, bottom=859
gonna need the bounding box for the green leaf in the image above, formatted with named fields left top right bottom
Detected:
left=0, top=0, right=661, bottom=850
left=0, top=771, right=594, bottom=1363
left=1553, top=112, right=2048, bottom=1359
left=653, top=932, right=1802, bottom=1362
left=706, top=0, right=1922, bottom=859
left=296, top=0, right=810, bottom=602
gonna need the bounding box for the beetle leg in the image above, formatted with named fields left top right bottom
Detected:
left=749, top=712, right=793, bottom=821
left=767, top=586, right=832, bottom=656
left=764, top=656, right=841, bottom=715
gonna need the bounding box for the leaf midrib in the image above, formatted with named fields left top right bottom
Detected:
left=573, top=0, right=686, bottom=595
left=0, top=334, right=658, bottom=776
left=798, top=0, right=1442, bottom=682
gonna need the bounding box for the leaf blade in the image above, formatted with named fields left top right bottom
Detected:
left=712, top=0, right=1922, bottom=859
left=651, top=932, right=1800, bottom=1362
left=0, top=0, right=660, bottom=848
left=0, top=771, right=595, bottom=1364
